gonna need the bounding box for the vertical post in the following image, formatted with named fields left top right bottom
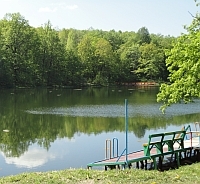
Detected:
left=105, top=139, right=112, bottom=159
left=125, top=99, right=128, bottom=163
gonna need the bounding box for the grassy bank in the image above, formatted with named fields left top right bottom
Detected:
left=0, top=163, right=199, bottom=184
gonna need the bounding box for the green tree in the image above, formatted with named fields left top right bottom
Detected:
left=157, top=15, right=200, bottom=112
left=36, top=21, right=66, bottom=86
left=78, top=35, right=115, bottom=85
left=121, top=31, right=138, bottom=44
left=94, top=38, right=114, bottom=85
left=135, top=43, right=165, bottom=81
left=77, top=35, right=96, bottom=83
left=0, top=21, right=11, bottom=87
left=150, top=34, right=175, bottom=50
left=0, top=13, right=40, bottom=87
left=65, top=50, right=84, bottom=86
left=136, top=27, right=151, bottom=45
left=119, top=43, right=140, bottom=82
left=58, top=28, right=70, bottom=46
left=103, top=29, right=124, bottom=51
left=66, top=29, right=83, bottom=55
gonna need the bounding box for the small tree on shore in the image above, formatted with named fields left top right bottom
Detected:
left=157, top=2, right=200, bottom=112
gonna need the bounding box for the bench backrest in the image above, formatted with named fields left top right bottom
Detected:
left=143, top=133, right=164, bottom=156
left=163, top=130, right=186, bottom=150
left=148, top=133, right=164, bottom=143
left=143, top=130, right=186, bottom=157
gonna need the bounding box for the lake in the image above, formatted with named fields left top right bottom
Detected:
left=0, top=86, right=200, bottom=177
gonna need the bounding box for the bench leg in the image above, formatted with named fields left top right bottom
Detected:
left=197, top=149, right=200, bottom=161
left=194, top=149, right=200, bottom=161
left=136, top=162, right=139, bottom=169
left=153, top=158, right=157, bottom=170
left=158, top=156, right=163, bottom=170
left=145, top=160, right=148, bottom=170
left=140, top=161, right=144, bottom=169
left=175, top=152, right=180, bottom=168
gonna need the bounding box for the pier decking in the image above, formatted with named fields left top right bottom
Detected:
left=87, top=137, right=200, bottom=170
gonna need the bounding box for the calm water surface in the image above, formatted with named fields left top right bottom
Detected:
left=0, top=87, right=200, bottom=176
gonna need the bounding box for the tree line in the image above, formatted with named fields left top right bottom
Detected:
left=0, top=13, right=176, bottom=88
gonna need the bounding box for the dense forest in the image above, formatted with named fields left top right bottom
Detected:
left=0, top=13, right=176, bottom=88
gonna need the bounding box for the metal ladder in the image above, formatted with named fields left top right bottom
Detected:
left=105, top=138, right=119, bottom=159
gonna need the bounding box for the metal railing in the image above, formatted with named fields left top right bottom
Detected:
left=105, top=138, right=119, bottom=159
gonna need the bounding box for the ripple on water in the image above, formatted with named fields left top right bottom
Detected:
left=26, top=105, right=125, bottom=118
left=25, top=101, right=200, bottom=118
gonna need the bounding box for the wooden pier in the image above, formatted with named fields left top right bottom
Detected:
left=87, top=135, right=200, bottom=171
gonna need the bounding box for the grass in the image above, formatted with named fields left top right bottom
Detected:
left=0, top=162, right=199, bottom=184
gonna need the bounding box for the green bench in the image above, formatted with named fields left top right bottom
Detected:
left=143, top=130, right=188, bottom=170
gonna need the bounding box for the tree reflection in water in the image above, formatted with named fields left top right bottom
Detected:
left=0, top=87, right=199, bottom=159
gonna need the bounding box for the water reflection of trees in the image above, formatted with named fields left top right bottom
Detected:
left=0, top=112, right=200, bottom=157
left=0, top=88, right=199, bottom=158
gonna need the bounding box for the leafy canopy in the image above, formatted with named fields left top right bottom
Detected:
left=157, top=7, right=200, bottom=112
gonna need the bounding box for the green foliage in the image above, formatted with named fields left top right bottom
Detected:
left=150, top=34, right=175, bottom=50
left=66, top=29, right=83, bottom=55
left=65, top=50, right=84, bottom=86
left=94, top=38, right=115, bottom=85
left=118, top=43, right=140, bottom=82
left=136, top=27, right=151, bottom=45
left=103, top=29, right=124, bottom=51
left=78, top=35, right=116, bottom=85
left=77, top=35, right=96, bottom=82
left=157, top=19, right=200, bottom=112
left=36, top=21, right=67, bottom=86
left=58, top=28, right=71, bottom=46
left=0, top=12, right=175, bottom=88
left=0, top=13, right=40, bottom=87
left=136, top=43, right=165, bottom=81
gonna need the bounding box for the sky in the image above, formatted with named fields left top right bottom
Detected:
left=0, top=0, right=199, bottom=36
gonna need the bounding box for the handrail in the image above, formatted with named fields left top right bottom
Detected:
left=112, top=138, right=119, bottom=158
left=105, top=138, right=119, bottom=159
